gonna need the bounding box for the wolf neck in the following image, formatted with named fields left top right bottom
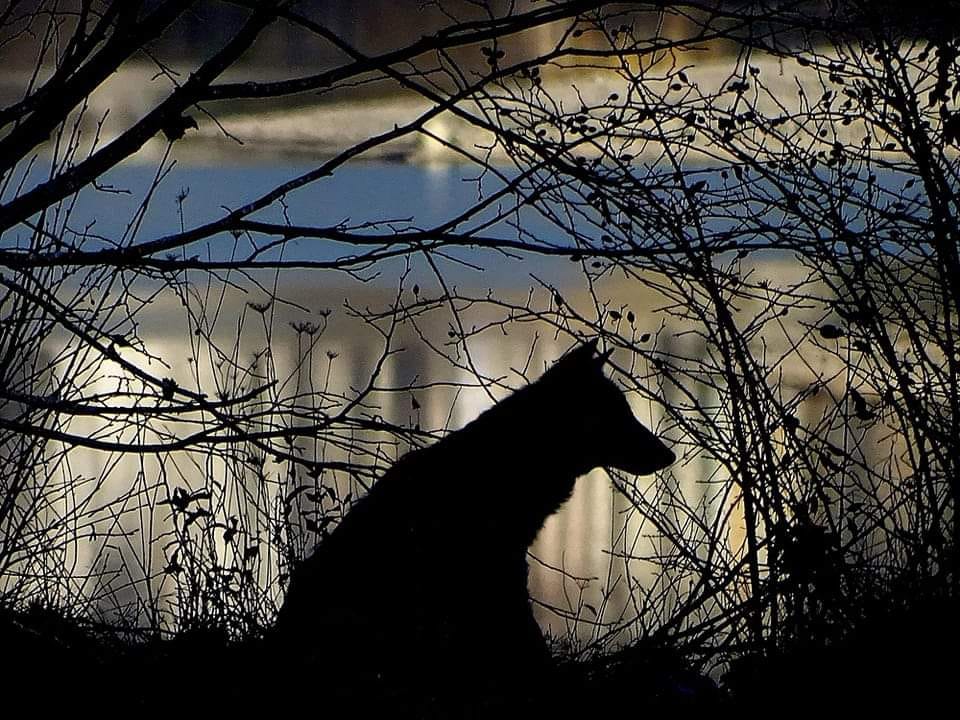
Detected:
left=438, top=380, right=578, bottom=470
left=408, top=383, right=583, bottom=546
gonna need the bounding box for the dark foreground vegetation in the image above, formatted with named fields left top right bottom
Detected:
left=2, top=590, right=956, bottom=715
left=2, top=1, right=960, bottom=714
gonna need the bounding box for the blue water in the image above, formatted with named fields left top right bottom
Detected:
left=3, top=161, right=579, bottom=287
left=3, top=158, right=931, bottom=288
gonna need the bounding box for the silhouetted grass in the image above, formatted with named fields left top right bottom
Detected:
left=3, top=561, right=955, bottom=715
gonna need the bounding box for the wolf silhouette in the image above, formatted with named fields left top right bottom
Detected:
left=274, top=339, right=675, bottom=689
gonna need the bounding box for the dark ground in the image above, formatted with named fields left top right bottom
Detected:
left=2, top=593, right=956, bottom=717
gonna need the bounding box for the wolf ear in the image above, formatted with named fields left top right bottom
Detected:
left=554, top=338, right=605, bottom=373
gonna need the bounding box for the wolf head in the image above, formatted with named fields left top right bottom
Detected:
left=538, top=339, right=675, bottom=476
